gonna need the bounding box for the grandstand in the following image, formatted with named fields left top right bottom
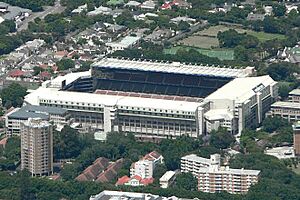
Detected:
left=84, top=58, right=256, bottom=98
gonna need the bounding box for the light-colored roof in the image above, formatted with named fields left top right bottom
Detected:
left=50, top=71, right=91, bottom=88
left=198, top=165, right=260, bottom=176
left=271, top=101, right=300, bottom=110
left=23, top=118, right=51, bottom=128
left=92, top=58, right=255, bottom=78
left=125, top=1, right=141, bottom=6
left=106, top=36, right=140, bottom=48
left=265, top=146, right=295, bottom=159
left=289, top=88, right=300, bottom=96
left=25, top=87, right=203, bottom=112
left=206, top=75, right=276, bottom=103
left=159, top=171, right=175, bottom=182
left=181, top=154, right=211, bottom=165
left=204, top=109, right=233, bottom=121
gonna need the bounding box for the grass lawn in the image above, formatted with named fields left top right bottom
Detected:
left=246, top=30, right=286, bottom=42
left=195, top=25, right=286, bottom=42
left=164, top=46, right=234, bottom=60
left=178, top=36, right=219, bottom=49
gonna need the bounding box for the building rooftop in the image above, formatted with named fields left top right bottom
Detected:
left=265, top=146, right=295, bottom=159
left=204, top=109, right=234, bottom=121
left=289, top=88, right=300, bottom=96
left=206, top=75, right=276, bottom=103
left=271, top=101, right=300, bottom=110
left=181, top=154, right=211, bottom=165
left=159, top=171, right=176, bottom=182
left=106, top=36, right=141, bottom=48
left=7, top=105, right=67, bottom=120
left=25, top=87, right=204, bottom=112
left=198, top=165, right=261, bottom=176
left=23, top=118, right=51, bottom=128
left=49, top=70, right=91, bottom=88
left=89, top=190, right=181, bottom=200
left=92, top=58, right=255, bottom=78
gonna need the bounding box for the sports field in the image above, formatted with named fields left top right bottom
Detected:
left=164, top=46, right=234, bottom=60
left=195, top=25, right=286, bottom=42
left=178, top=36, right=219, bottom=49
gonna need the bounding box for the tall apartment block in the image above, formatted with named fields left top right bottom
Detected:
left=293, top=122, right=300, bottom=156
left=21, top=118, right=53, bottom=176
left=181, top=154, right=260, bottom=194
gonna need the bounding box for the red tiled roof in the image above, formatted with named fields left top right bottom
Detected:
left=40, top=71, right=51, bottom=78
left=9, top=69, right=25, bottom=77
left=75, top=174, right=89, bottom=182
left=95, top=158, right=124, bottom=183
left=75, top=157, right=110, bottom=182
left=144, top=151, right=161, bottom=161
left=116, top=175, right=131, bottom=185
left=55, top=50, right=68, bottom=57
left=161, top=2, right=175, bottom=9
left=140, top=177, right=154, bottom=185
left=132, top=175, right=142, bottom=181
left=0, top=137, right=8, bottom=147
left=39, top=64, right=49, bottom=70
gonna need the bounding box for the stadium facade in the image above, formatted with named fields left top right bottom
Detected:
left=24, top=58, right=278, bottom=140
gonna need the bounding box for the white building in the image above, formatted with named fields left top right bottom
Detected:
left=159, top=171, right=176, bottom=188
left=181, top=154, right=220, bottom=177
left=197, top=166, right=260, bottom=194
left=205, top=75, right=278, bottom=136
left=181, top=154, right=260, bottom=194
left=106, top=36, right=141, bottom=53
left=130, top=151, right=163, bottom=178
left=90, top=190, right=184, bottom=200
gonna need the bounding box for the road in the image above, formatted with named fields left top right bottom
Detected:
left=17, top=0, right=65, bottom=32
left=168, top=20, right=209, bottom=43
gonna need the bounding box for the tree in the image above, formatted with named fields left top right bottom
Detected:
left=178, top=21, right=190, bottom=31
left=217, top=29, right=242, bottom=48
left=273, top=3, right=286, bottom=17
left=56, top=59, right=75, bottom=71
left=53, top=126, right=84, bottom=159
left=209, top=128, right=235, bottom=149
left=19, top=169, right=36, bottom=200
left=175, top=172, right=197, bottom=191
left=262, top=116, right=290, bottom=133
left=1, top=83, right=27, bottom=108
left=267, top=62, right=299, bottom=81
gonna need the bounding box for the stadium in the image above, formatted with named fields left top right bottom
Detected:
left=24, top=58, right=277, bottom=140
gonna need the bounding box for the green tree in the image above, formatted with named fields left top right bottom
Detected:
left=1, top=83, right=27, bottom=108
left=53, top=126, right=83, bottom=159
left=272, top=3, right=286, bottom=17
left=175, top=172, right=197, bottom=191
left=209, top=128, right=235, bottom=149
left=262, top=116, right=290, bottom=133
left=56, top=59, right=75, bottom=71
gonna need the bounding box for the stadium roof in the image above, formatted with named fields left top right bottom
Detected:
left=92, top=58, right=255, bottom=78
left=25, top=87, right=204, bottom=112
left=205, top=75, right=276, bottom=103
left=50, top=71, right=91, bottom=88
